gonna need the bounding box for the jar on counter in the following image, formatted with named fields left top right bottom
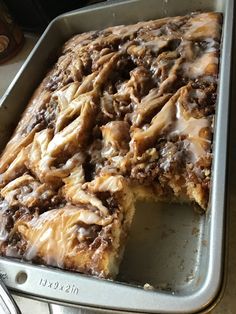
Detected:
left=0, top=1, right=24, bottom=64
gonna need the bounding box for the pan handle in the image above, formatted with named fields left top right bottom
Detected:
left=0, top=278, right=21, bottom=314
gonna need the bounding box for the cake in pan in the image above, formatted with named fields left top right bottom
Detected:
left=0, top=12, right=221, bottom=279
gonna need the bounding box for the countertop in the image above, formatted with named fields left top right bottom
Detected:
left=0, top=33, right=236, bottom=314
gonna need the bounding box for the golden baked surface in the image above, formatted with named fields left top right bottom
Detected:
left=0, top=12, right=221, bottom=278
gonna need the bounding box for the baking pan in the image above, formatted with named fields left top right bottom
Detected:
left=0, top=0, right=234, bottom=313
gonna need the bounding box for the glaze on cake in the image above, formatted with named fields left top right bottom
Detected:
left=0, top=12, right=221, bottom=278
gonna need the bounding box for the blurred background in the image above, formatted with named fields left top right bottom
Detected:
left=1, top=0, right=105, bottom=32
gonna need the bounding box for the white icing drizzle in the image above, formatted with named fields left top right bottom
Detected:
left=142, top=38, right=168, bottom=53
left=53, top=82, right=80, bottom=111
left=86, top=175, right=124, bottom=194
left=184, top=13, right=220, bottom=40
left=183, top=52, right=218, bottom=79
left=77, top=227, right=91, bottom=242
left=132, top=89, right=181, bottom=154
left=67, top=188, right=109, bottom=216
left=17, top=206, right=112, bottom=266
left=0, top=200, right=10, bottom=242
left=170, top=101, right=210, bottom=161
left=1, top=174, right=55, bottom=207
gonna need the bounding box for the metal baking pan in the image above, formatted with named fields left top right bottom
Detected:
left=0, top=0, right=234, bottom=313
